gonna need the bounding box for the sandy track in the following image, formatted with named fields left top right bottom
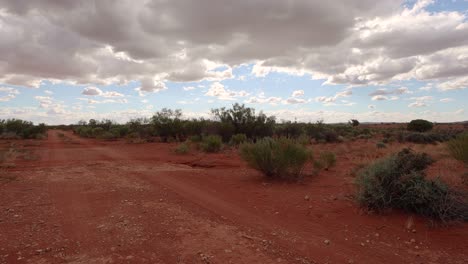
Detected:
left=0, top=130, right=467, bottom=263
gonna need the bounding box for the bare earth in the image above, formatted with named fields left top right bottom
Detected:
left=0, top=130, right=467, bottom=264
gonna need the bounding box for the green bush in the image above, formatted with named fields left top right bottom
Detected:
left=240, top=138, right=310, bottom=181
left=230, top=133, right=247, bottom=146
left=356, top=149, right=467, bottom=222
left=318, top=151, right=336, bottom=170
left=447, top=132, right=468, bottom=165
left=200, top=135, right=223, bottom=153
left=407, top=119, right=433, bottom=132
left=174, top=143, right=190, bottom=154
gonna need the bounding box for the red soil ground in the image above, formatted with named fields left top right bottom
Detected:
left=0, top=130, right=467, bottom=263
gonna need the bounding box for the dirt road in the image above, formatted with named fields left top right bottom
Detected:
left=0, top=130, right=467, bottom=263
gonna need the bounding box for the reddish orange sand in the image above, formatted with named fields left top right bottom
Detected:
left=0, top=130, right=466, bottom=263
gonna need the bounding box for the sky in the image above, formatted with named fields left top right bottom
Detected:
left=0, top=0, right=467, bottom=125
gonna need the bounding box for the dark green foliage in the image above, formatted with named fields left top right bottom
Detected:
left=447, top=132, right=468, bottom=165
left=356, top=149, right=467, bottom=222
left=240, top=138, right=310, bottom=181
left=200, top=135, right=223, bottom=153
left=230, top=133, right=247, bottom=146
left=349, top=119, right=360, bottom=127
left=0, top=119, right=47, bottom=139
left=151, top=108, right=183, bottom=142
left=211, top=103, right=275, bottom=140
left=275, top=121, right=303, bottom=139
left=407, top=119, right=433, bottom=132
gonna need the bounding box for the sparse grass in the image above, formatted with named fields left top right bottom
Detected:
left=447, top=132, right=468, bottom=165
left=240, top=137, right=310, bottom=181
left=356, top=148, right=467, bottom=223
left=318, top=151, right=336, bottom=170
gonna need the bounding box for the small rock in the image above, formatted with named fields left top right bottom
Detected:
left=374, top=233, right=380, bottom=237
left=224, top=249, right=232, bottom=253
left=348, top=260, right=354, bottom=264
left=159, top=199, right=164, bottom=202
left=411, top=229, right=416, bottom=233
left=324, top=239, right=330, bottom=245
left=410, top=238, right=416, bottom=243
left=304, top=195, right=310, bottom=201
left=360, top=243, right=365, bottom=247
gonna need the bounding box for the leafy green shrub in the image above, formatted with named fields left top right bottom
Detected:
left=175, top=143, right=190, bottom=154
left=447, top=132, right=468, bottom=165
left=200, top=135, right=223, bottom=153
left=318, top=151, right=336, bottom=170
left=376, top=142, right=386, bottom=148
left=356, top=149, right=467, bottom=222
left=229, top=133, right=247, bottom=146
left=407, top=119, right=433, bottom=132
left=240, top=138, right=310, bottom=181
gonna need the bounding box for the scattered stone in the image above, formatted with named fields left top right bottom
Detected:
left=374, top=233, right=380, bottom=237
left=304, top=195, right=310, bottom=201
left=360, top=243, right=365, bottom=247
left=411, top=229, right=416, bottom=233
left=224, top=249, right=232, bottom=253
left=159, top=199, right=164, bottom=202
left=410, top=239, right=416, bottom=243
left=324, top=239, right=330, bottom=245
left=405, top=216, right=414, bottom=230
left=348, top=259, right=354, bottom=264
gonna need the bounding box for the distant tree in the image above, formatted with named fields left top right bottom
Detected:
left=151, top=108, right=183, bottom=141
left=211, top=103, right=275, bottom=140
left=407, top=119, right=433, bottom=132
left=349, top=119, right=360, bottom=127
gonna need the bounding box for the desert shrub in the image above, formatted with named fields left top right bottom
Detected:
left=376, top=142, right=386, bottom=148
left=323, top=129, right=339, bottom=143
left=189, top=135, right=202, bottom=143
left=403, top=132, right=439, bottom=144
left=57, top=132, right=65, bottom=138
left=240, top=137, right=310, bottom=181
left=98, top=131, right=118, bottom=140
left=230, top=133, right=247, bottom=146
left=318, top=151, right=336, bottom=170
left=0, top=119, right=47, bottom=139
left=175, top=143, right=190, bottom=154
left=296, top=134, right=310, bottom=146
left=447, top=132, right=468, bottom=165
left=407, top=119, right=433, bottom=132
left=92, top=127, right=104, bottom=137
left=200, top=135, right=223, bottom=153
left=356, top=149, right=467, bottom=222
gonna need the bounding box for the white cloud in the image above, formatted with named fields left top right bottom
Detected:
left=315, top=90, right=352, bottom=105
left=291, top=90, right=305, bottom=97
left=438, top=76, right=468, bottom=91
left=205, top=82, right=249, bottom=101
left=284, top=98, right=307, bottom=104
left=44, top=90, right=53, bottom=95
left=183, top=86, right=196, bottom=91
left=0, top=87, right=19, bottom=102
left=82, top=86, right=124, bottom=98
left=368, top=104, right=376, bottom=109
left=371, top=95, right=388, bottom=101
left=408, top=95, right=433, bottom=107
left=82, top=87, right=103, bottom=96
left=440, top=98, right=454, bottom=103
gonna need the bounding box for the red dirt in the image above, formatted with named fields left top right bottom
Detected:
left=0, top=130, right=467, bottom=263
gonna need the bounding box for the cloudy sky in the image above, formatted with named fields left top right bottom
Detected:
left=1, top=0, right=467, bottom=124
